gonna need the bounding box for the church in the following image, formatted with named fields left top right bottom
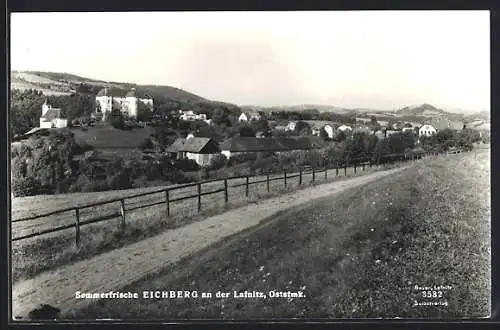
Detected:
left=95, top=87, right=154, bottom=121
left=39, top=100, right=68, bottom=128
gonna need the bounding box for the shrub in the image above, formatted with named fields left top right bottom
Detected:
left=12, top=176, right=41, bottom=197
left=107, top=170, right=132, bottom=190
left=207, top=154, right=227, bottom=171
left=174, top=158, right=199, bottom=172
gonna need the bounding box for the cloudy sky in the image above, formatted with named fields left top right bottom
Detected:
left=10, top=11, right=490, bottom=112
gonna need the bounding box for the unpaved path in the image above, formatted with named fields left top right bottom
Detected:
left=12, top=166, right=409, bottom=320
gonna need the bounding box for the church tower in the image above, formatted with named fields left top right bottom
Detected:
left=42, top=99, right=51, bottom=116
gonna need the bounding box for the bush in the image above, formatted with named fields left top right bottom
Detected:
left=12, top=176, right=41, bottom=197
left=207, top=154, right=227, bottom=171
left=174, top=158, right=199, bottom=172
left=107, top=170, right=132, bottom=190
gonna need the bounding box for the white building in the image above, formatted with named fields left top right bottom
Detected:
left=338, top=125, right=353, bottom=132
left=285, top=121, right=297, bottom=131
left=239, top=112, right=261, bottom=122
left=323, top=125, right=334, bottom=139
left=238, top=113, right=248, bottom=122
left=39, top=100, right=67, bottom=128
left=95, top=87, right=153, bottom=121
left=179, top=110, right=207, bottom=121
left=419, top=124, right=437, bottom=137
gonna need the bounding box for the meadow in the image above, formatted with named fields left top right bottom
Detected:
left=74, top=150, right=490, bottom=319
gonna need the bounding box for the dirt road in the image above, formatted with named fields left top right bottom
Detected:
left=12, top=166, right=409, bottom=320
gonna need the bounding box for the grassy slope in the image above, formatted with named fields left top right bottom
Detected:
left=11, top=71, right=207, bottom=103
left=76, top=150, right=490, bottom=319
left=70, top=123, right=154, bottom=149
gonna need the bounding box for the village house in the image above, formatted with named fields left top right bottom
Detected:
left=238, top=111, right=261, bottom=122
left=219, top=136, right=325, bottom=159
left=166, top=137, right=221, bottom=166
left=39, top=100, right=68, bottom=128
left=285, top=121, right=297, bottom=131
left=95, top=87, right=154, bottom=121
left=338, top=124, right=353, bottom=132
left=179, top=110, right=207, bottom=121
left=307, top=121, right=336, bottom=139
left=419, top=124, right=437, bottom=137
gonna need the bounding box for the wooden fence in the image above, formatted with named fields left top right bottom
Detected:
left=11, top=151, right=432, bottom=246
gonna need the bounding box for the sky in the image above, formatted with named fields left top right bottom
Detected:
left=10, top=11, right=490, bottom=112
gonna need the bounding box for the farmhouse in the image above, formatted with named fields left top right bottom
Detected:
left=419, top=124, right=437, bottom=137
left=219, top=136, right=325, bottom=159
left=338, top=125, right=352, bottom=132
left=238, top=111, right=261, bottom=122
left=307, top=121, right=336, bottom=139
left=166, top=137, right=221, bottom=166
left=179, top=110, right=207, bottom=121
left=40, top=100, right=67, bottom=128
left=95, top=87, right=154, bottom=121
left=285, top=121, right=297, bottom=131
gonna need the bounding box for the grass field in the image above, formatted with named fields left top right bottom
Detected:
left=11, top=161, right=404, bottom=284
left=74, top=150, right=490, bottom=319
left=70, top=123, right=154, bottom=149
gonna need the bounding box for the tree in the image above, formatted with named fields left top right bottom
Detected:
left=239, top=125, right=256, bottom=137
left=319, top=127, right=330, bottom=141
left=293, top=121, right=312, bottom=136
left=333, top=130, right=346, bottom=142
left=106, top=109, right=125, bottom=129
left=137, top=101, right=153, bottom=122
left=212, top=108, right=230, bottom=126
left=251, top=118, right=271, bottom=136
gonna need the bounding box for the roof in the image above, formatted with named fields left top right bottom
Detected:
left=165, top=138, right=187, bottom=152
left=167, top=137, right=220, bottom=154
left=96, top=87, right=128, bottom=97
left=219, top=136, right=325, bottom=152
left=41, top=108, right=63, bottom=121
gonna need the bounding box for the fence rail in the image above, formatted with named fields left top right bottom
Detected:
left=11, top=151, right=439, bottom=245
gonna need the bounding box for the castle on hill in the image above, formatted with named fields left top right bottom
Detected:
left=95, top=87, right=154, bottom=121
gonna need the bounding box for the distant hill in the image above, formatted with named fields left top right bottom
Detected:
left=10, top=71, right=207, bottom=103
left=241, top=104, right=355, bottom=114
left=395, top=103, right=453, bottom=117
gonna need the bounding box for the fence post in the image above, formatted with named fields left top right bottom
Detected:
left=370, top=158, right=372, bottom=168
left=197, top=183, right=202, bottom=212
left=120, top=199, right=125, bottom=230
left=75, top=208, right=80, bottom=247
left=344, top=162, right=347, bottom=176
left=312, top=167, right=316, bottom=184
left=165, top=189, right=170, bottom=217
left=266, top=174, right=270, bottom=192
left=299, top=169, right=303, bottom=185
left=245, top=176, right=249, bottom=197
left=324, top=167, right=328, bottom=181
left=362, top=159, right=365, bottom=171
left=224, top=179, right=228, bottom=203
left=336, top=162, right=339, bottom=176
left=284, top=170, right=287, bottom=188
left=354, top=161, right=357, bottom=173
